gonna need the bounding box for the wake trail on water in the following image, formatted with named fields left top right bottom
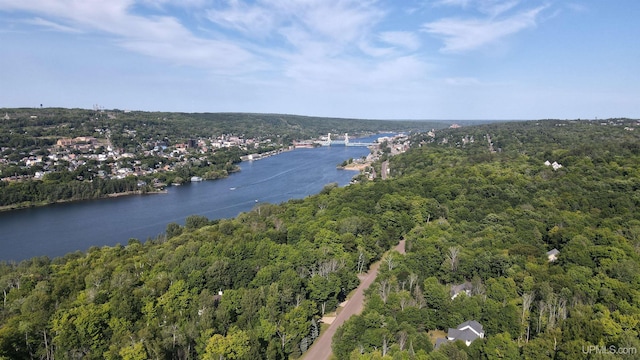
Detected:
left=233, top=162, right=309, bottom=189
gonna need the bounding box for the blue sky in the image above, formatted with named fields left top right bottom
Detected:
left=0, top=0, right=638, bottom=120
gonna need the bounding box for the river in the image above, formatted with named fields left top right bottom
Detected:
left=0, top=136, right=383, bottom=262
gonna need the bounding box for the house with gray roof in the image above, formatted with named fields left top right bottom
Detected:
left=450, top=281, right=473, bottom=300
left=435, top=320, right=485, bottom=348
left=546, top=248, right=560, bottom=262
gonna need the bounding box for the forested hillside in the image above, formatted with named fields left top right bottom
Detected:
left=0, top=183, right=400, bottom=359
left=1, top=119, right=639, bottom=359
left=333, top=119, right=640, bottom=359
left=0, top=108, right=447, bottom=149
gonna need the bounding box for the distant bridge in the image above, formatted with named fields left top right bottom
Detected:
left=317, top=133, right=375, bottom=147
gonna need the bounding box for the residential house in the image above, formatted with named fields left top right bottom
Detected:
left=547, top=248, right=560, bottom=262
left=544, top=160, right=563, bottom=171
left=57, top=138, right=75, bottom=147
left=450, top=281, right=473, bottom=300
left=435, top=320, right=485, bottom=348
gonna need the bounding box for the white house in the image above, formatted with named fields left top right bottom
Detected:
left=547, top=248, right=560, bottom=262
left=544, top=160, right=563, bottom=170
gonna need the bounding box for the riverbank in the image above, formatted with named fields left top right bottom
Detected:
left=1, top=141, right=371, bottom=213
left=105, top=189, right=168, bottom=198
left=0, top=147, right=292, bottom=213
left=341, top=162, right=371, bottom=171
left=1, top=141, right=374, bottom=262
left=240, top=146, right=293, bottom=161
left=0, top=189, right=168, bottom=212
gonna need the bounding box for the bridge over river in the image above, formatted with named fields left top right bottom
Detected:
left=317, top=133, right=376, bottom=147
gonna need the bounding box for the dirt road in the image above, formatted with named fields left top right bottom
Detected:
left=302, top=239, right=406, bottom=360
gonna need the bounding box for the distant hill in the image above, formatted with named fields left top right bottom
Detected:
left=0, top=107, right=469, bottom=143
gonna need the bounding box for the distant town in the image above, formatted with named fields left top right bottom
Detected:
left=1, top=126, right=417, bottom=185
left=1, top=129, right=274, bottom=184
left=0, top=109, right=445, bottom=188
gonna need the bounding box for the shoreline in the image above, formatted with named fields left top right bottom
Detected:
left=240, top=146, right=294, bottom=162
left=1, top=143, right=365, bottom=213
left=340, top=162, right=371, bottom=171
left=0, top=189, right=168, bottom=212
left=1, top=143, right=374, bottom=261
left=105, top=189, right=168, bottom=198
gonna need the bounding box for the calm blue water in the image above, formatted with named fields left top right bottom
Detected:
left=0, top=138, right=381, bottom=262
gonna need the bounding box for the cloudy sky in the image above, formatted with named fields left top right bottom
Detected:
left=0, top=0, right=638, bottom=119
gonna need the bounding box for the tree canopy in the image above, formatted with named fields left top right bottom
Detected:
left=1, top=118, right=639, bottom=359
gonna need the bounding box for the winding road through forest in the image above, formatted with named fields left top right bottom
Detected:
left=302, top=239, right=406, bottom=360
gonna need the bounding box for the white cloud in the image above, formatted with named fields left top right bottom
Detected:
left=435, top=0, right=473, bottom=8
left=24, top=17, right=82, bottom=33
left=444, top=77, right=482, bottom=86
left=204, top=0, right=415, bottom=85
left=139, top=0, right=207, bottom=9
left=565, top=3, right=589, bottom=13
left=0, top=0, right=257, bottom=73
left=479, top=0, right=519, bottom=17
left=206, top=1, right=278, bottom=36
left=282, top=51, right=429, bottom=92
left=379, top=31, right=420, bottom=51
left=358, top=41, right=394, bottom=58
left=3, top=0, right=554, bottom=118
left=423, top=6, right=545, bottom=53
left=0, top=0, right=404, bottom=77
left=205, top=0, right=384, bottom=45
left=435, top=0, right=519, bottom=15
left=294, top=1, right=384, bottom=44
left=369, top=55, right=430, bottom=86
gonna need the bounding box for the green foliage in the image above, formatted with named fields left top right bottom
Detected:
left=0, top=163, right=400, bottom=358
left=333, top=119, right=640, bottom=359
left=203, top=327, right=250, bottom=360
left=185, top=215, right=211, bottom=231
left=484, top=332, right=520, bottom=359
left=0, top=176, right=144, bottom=207
left=2, top=119, right=640, bottom=359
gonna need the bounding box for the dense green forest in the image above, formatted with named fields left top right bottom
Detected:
left=333, top=119, right=640, bottom=359
left=0, top=176, right=144, bottom=206
left=1, top=119, right=639, bottom=359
